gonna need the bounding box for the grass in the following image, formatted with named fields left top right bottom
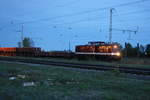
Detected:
left=0, top=61, right=150, bottom=100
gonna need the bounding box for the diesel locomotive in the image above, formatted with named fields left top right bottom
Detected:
left=75, top=41, right=122, bottom=60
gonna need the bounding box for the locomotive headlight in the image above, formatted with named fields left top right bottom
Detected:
left=116, top=52, right=121, bottom=56
left=113, top=45, right=118, bottom=49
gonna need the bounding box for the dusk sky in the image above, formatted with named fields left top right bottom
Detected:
left=0, top=0, right=150, bottom=51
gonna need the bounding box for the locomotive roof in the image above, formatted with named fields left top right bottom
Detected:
left=88, top=41, right=105, bottom=45
left=76, top=41, right=119, bottom=46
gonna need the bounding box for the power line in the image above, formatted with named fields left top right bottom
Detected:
left=48, top=8, right=150, bottom=27
left=0, top=0, right=149, bottom=32
left=25, top=0, right=150, bottom=22
left=48, top=8, right=150, bottom=26
left=8, top=13, right=149, bottom=31
left=49, top=16, right=106, bottom=26
left=2, top=0, right=149, bottom=27
left=112, top=27, right=139, bottom=40
left=114, top=9, right=150, bottom=17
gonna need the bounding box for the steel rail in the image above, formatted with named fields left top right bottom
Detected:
left=0, top=57, right=150, bottom=75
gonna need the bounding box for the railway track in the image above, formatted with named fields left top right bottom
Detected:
left=0, top=57, right=150, bottom=75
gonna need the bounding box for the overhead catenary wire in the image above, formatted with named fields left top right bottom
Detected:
left=48, top=8, right=150, bottom=27
left=0, top=0, right=149, bottom=30
left=0, top=0, right=150, bottom=46
left=18, top=0, right=150, bottom=24
left=7, top=9, right=149, bottom=33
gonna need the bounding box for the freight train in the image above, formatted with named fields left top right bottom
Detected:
left=0, top=41, right=122, bottom=60
left=0, top=47, right=74, bottom=58
left=0, top=47, right=41, bottom=57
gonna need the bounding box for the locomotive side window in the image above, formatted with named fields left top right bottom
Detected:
left=112, top=45, right=120, bottom=53
left=108, top=46, right=112, bottom=53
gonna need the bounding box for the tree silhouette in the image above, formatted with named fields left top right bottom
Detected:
left=22, top=37, right=34, bottom=47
